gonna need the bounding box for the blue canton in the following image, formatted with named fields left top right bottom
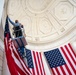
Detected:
left=44, top=48, right=66, bottom=68
left=4, top=16, right=11, bottom=38
left=18, top=47, right=25, bottom=58
left=26, top=49, right=34, bottom=68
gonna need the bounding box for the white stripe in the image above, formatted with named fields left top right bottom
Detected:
left=30, top=68, right=33, bottom=75
left=68, top=44, right=76, bottom=62
left=31, top=51, right=37, bottom=75
left=52, top=68, right=58, bottom=75
left=64, top=45, right=76, bottom=71
left=38, top=53, right=45, bottom=75
left=35, top=52, right=41, bottom=75
left=59, top=47, right=75, bottom=75
left=9, top=43, right=25, bottom=73
left=62, top=65, right=69, bottom=75
left=18, top=72, right=20, bottom=75
left=5, top=38, right=8, bottom=50
left=57, top=67, right=63, bottom=75
left=11, top=40, right=31, bottom=74
left=12, top=47, right=29, bottom=73
left=9, top=39, right=31, bottom=75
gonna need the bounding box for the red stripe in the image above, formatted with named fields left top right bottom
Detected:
left=36, top=52, right=43, bottom=75
left=14, top=62, right=27, bottom=75
left=68, top=43, right=76, bottom=57
left=60, top=66, right=66, bottom=75
left=51, top=69, right=56, bottom=75
left=11, top=40, right=31, bottom=75
left=40, top=53, right=46, bottom=75
left=60, top=47, right=73, bottom=75
left=13, top=50, right=31, bottom=75
left=33, top=51, right=39, bottom=75
left=55, top=67, right=60, bottom=75
left=64, top=45, right=76, bottom=74
left=5, top=34, right=19, bottom=75
left=65, top=45, right=76, bottom=65
left=8, top=41, right=26, bottom=75
left=4, top=37, right=18, bottom=75
left=65, top=64, right=72, bottom=75
left=32, top=68, right=35, bottom=75
left=5, top=34, right=31, bottom=75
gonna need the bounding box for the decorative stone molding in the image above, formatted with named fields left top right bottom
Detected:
left=68, top=0, right=76, bottom=6
left=54, top=2, right=73, bottom=20
left=2, top=0, right=76, bottom=51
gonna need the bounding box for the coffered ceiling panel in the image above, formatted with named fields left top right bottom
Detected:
left=7, top=0, right=76, bottom=50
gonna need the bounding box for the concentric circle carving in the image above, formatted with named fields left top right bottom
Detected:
left=55, top=2, right=73, bottom=20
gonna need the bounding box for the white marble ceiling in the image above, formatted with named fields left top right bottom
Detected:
left=6, top=0, right=76, bottom=50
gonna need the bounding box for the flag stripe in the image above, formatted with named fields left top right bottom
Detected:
left=57, top=67, right=63, bottom=75
left=12, top=41, right=31, bottom=74
left=52, top=68, right=58, bottom=75
left=60, top=47, right=74, bottom=75
left=35, top=52, right=41, bottom=75
left=64, top=45, right=76, bottom=73
left=62, top=65, right=69, bottom=75
left=55, top=67, right=60, bottom=75
left=36, top=52, right=43, bottom=75
left=51, top=69, right=55, bottom=75
left=11, top=40, right=32, bottom=75
left=33, top=51, right=40, bottom=75
left=60, top=66, right=66, bottom=75
left=44, top=43, right=76, bottom=75
left=31, top=51, right=38, bottom=75
left=4, top=36, right=19, bottom=75
left=68, top=43, right=76, bottom=61
left=26, top=50, right=46, bottom=75
left=65, top=45, right=76, bottom=67
left=13, top=50, right=31, bottom=75
left=60, top=44, right=76, bottom=75
left=8, top=39, right=31, bottom=75
left=14, top=63, right=26, bottom=75
left=65, top=45, right=76, bottom=71
left=39, top=53, right=46, bottom=75
left=4, top=17, right=31, bottom=75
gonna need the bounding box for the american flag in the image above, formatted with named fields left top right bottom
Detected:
left=26, top=49, right=46, bottom=75
left=44, top=43, right=76, bottom=75
left=4, top=16, right=32, bottom=75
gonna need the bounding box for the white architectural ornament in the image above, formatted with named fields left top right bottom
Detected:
left=4, top=0, right=76, bottom=51
left=1, top=0, right=76, bottom=75
left=54, top=2, right=73, bottom=20
left=68, top=0, right=76, bottom=6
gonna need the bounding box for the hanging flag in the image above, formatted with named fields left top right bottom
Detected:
left=4, top=16, right=32, bottom=75
left=26, top=49, right=46, bottom=75
left=44, top=43, right=76, bottom=75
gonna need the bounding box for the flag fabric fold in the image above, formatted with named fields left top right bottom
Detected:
left=4, top=16, right=32, bottom=75
left=44, top=43, right=76, bottom=75
left=4, top=16, right=76, bottom=75
left=26, top=49, right=46, bottom=75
